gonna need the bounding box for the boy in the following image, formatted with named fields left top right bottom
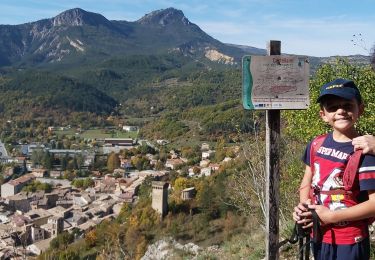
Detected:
left=293, top=78, right=375, bottom=260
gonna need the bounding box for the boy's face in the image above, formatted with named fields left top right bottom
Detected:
left=319, top=96, right=364, bottom=133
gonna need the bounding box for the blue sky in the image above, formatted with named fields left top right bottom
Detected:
left=0, top=0, right=374, bottom=57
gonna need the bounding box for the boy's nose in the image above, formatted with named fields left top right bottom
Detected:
left=336, top=107, right=347, bottom=114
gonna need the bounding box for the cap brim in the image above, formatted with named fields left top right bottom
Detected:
left=317, top=89, right=358, bottom=103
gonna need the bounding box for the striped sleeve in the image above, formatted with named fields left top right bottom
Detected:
left=358, top=154, right=375, bottom=191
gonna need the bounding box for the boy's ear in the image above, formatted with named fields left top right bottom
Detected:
left=319, top=109, right=329, bottom=123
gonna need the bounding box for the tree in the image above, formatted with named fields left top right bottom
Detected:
left=23, top=181, right=52, bottom=193
left=50, top=232, right=74, bottom=250
left=174, top=177, right=188, bottom=192
left=72, top=179, right=84, bottom=188
left=42, top=151, right=53, bottom=169
left=131, top=155, right=149, bottom=171
left=61, top=154, right=69, bottom=171
left=83, top=178, right=94, bottom=188
left=284, top=59, right=375, bottom=142
left=371, top=45, right=375, bottom=71
left=107, top=152, right=120, bottom=172
left=31, top=148, right=44, bottom=168
left=85, top=229, right=97, bottom=248
left=75, top=154, right=84, bottom=169
left=72, top=157, right=79, bottom=170
left=137, top=143, right=155, bottom=155
left=215, top=138, right=226, bottom=162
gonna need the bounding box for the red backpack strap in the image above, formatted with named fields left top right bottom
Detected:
left=310, top=134, right=328, bottom=172
left=308, top=134, right=327, bottom=202
left=343, top=150, right=363, bottom=191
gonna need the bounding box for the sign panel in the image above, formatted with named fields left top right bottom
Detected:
left=242, top=55, right=310, bottom=110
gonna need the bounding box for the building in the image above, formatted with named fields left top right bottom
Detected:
left=122, top=126, right=138, bottom=132
left=104, top=138, right=134, bottom=146
left=202, top=150, right=215, bottom=160
left=31, top=169, right=47, bottom=178
left=199, top=159, right=210, bottom=168
left=6, top=193, right=32, bottom=212
left=200, top=167, right=212, bottom=177
left=31, top=225, right=45, bottom=242
left=156, top=139, right=169, bottom=146
left=181, top=187, right=196, bottom=201
left=165, top=159, right=185, bottom=170
left=24, top=144, right=46, bottom=156
left=44, top=216, right=64, bottom=238
left=1, top=174, right=35, bottom=198
left=201, top=143, right=210, bottom=151
left=151, top=181, right=168, bottom=218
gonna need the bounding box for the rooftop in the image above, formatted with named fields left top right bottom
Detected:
left=6, top=174, right=35, bottom=186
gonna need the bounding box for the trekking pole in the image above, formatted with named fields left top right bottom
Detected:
left=297, top=224, right=305, bottom=260
left=277, top=223, right=298, bottom=248
left=305, top=235, right=310, bottom=260
left=278, top=222, right=311, bottom=259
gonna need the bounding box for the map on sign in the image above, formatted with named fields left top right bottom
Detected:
left=242, top=55, right=310, bottom=110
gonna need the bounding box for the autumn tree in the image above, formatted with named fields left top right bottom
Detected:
left=85, top=229, right=97, bottom=248
left=214, top=138, right=226, bottom=162
left=107, top=152, right=120, bottom=172
left=131, top=155, right=149, bottom=171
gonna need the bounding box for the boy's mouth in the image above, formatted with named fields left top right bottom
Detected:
left=335, top=117, right=351, bottom=122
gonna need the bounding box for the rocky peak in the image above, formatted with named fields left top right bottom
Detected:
left=137, top=7, right=191, bottom=26
left=52, top=8, right=112, bottom=27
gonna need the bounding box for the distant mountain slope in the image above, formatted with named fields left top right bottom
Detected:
left=0, top=7, right=252, bottom=68
left=0, top=71, right=117, bottom=115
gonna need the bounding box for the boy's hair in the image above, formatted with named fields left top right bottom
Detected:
left=317, top=78, right=362, bottom=105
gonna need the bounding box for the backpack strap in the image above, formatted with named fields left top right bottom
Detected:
left=343, top=150, right=363, bottom=191
left=309, top=134, right=328, bottom=203
left=310, top=134, right=328, bottom=173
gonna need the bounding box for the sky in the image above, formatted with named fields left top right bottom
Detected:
left=0, top=0, right=374, bottom=57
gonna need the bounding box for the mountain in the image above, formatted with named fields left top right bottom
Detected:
left=0, top=7, right=251, bottom=68
left=0, top=7, right=370, bottom=124
left=0, top=7, right=369, bottom=69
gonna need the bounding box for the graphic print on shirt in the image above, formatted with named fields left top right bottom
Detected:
left=312, top=162, right=346, bottom=211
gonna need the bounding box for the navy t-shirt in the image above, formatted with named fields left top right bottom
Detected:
left=302, top=132, right=375, bottom=244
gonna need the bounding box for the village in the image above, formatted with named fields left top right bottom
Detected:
left=0, top=125, right=238, bottom=258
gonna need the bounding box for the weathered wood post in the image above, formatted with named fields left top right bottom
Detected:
left=266, top=40, right=281, bottom=260
left=242, top=40, right=309, bottom=260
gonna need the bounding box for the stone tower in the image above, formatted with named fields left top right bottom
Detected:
left=48, top=216, right=64, bottom=237
left=151, top=181, right=168, bottom=218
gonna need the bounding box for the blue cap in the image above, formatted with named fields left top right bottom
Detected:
left=317, top=78, right=362, bottom=103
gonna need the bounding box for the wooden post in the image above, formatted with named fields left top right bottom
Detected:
left=266, top=40, right=281, bottom=260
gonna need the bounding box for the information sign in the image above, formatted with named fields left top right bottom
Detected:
left=242, top=55, right=310, bottom=110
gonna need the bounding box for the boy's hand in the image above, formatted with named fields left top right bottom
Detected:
left=352, top=135, right=375, bottom=155
left=293, top=200, right=313, bottom=228
left=308, top=204, right=334, bottom=225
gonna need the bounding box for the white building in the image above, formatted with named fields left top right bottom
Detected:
left=202, top=150, right=215, bottom=160
left=122, top=125, right=138, bottom=132
left=201, top=167, right=212, bottom=177
left=156, top=139, right=169, bottom=145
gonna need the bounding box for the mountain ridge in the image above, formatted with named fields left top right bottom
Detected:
left=0, top=7, right=370, bottom=69
left=0, top=7, right=250, bottom=68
